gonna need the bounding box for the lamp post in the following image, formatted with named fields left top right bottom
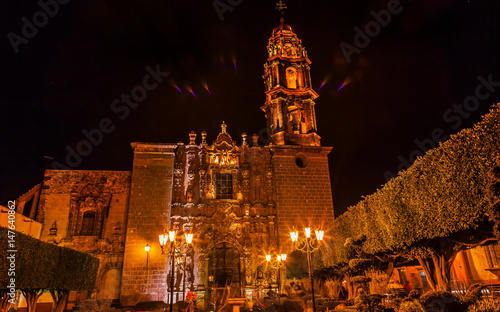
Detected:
left=145, top=244, right=151, bottom=267
left=265, top=253, right=287, bottom=293
left=159, top=230, right=194, bottom=312
left=290, top=228, right=324, bottom=312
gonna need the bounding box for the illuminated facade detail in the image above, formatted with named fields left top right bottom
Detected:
left=21, top=16, right=335, bottom=309
left=262, top=17, right=320, bottom=146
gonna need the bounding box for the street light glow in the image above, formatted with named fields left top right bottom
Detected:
left=304, top=227, right=311, bottom=238
left=185, top=233, right=193, bottom=244
left=169, top=230, right=176, bottom=242
left=315, top=230, right=324, bottom=241
left=159, top=234, right=168, bottom=246
left=290, top=231, right=299, bottom=242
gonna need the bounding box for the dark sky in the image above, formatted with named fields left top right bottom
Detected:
left=1, top=0, right=499, bottom=215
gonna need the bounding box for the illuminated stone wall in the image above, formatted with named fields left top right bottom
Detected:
left=35, top=170, right=131, bottom=300
left=271, top=145, right=334, bottom=253
left=120, top=143, right=175, bottom=306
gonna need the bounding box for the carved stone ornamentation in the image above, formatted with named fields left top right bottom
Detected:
left=244, top=254, right=252, bottom=285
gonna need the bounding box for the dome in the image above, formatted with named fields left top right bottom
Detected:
left=272, top=18, right=294, bottom=35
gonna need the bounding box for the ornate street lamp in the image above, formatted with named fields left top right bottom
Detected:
left=159, top=230, right=194, bottom=312
left=290, top=228, right=324, bottom=312
left=265, top=253, right=287, bottom=293
left=144, top=244, right=151, bottom=266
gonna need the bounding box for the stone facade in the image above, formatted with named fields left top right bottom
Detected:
left=36, top=170, right=131, bottom=300
left=22, top=17, right=335, bottom=308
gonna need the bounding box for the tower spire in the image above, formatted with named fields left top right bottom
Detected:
left=261, top=7, right=321, bottom=146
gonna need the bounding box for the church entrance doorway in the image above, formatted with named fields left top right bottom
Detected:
left=208, top=242, right=243, bottom=309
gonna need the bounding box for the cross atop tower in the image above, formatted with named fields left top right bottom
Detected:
left=275, top=0, right=287, bottom=15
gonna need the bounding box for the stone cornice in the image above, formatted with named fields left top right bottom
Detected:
left=268, top=144, right=332, bottom=157
left=264, top=85, right=319, bottom=100
left=131, top=142, right=177, bottom=154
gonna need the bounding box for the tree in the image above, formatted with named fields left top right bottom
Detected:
left=487, top=156, right=500, bottom=241
left=323, top=103, right=500, bottom=292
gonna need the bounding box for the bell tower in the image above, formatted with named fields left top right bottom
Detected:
left=266, top=2, right=334, bottom=254
left=262, top=5, right=320, bottom=146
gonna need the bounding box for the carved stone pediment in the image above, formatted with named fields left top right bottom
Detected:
left=212, top=122, right=237, bottom=151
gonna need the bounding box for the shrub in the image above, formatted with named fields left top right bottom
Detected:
left=420, top=291, right=463, bottom=312
left=408, top=290, right=421, bottom=300
left=467, top=298, right=500, bottom=312
left=0, top=226, right=99, bottom=291
left=280, top=299, right=303, bottom=312
left=352, top=276, right=372, bottom=284
left=399, top=300, right=425, bottom=312
left=462, top=284, right=488, bottom=307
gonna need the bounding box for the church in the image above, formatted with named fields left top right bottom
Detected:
left=14, top=13, right=335, bottom=308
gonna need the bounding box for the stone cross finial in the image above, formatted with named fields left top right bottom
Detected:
left=201, top=131, right=207, bottom=145
left=252, top=133, right=259, bottom=147
left=189, top=131, right=197, bottom=145
left=275, top=0, right=287, bottom=14
left=242, top=132, right=248, bottom=146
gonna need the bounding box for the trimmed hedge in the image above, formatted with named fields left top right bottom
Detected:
left=0, top=226, right=99, bottom=291
left=325, top=103, right=500, bottom=260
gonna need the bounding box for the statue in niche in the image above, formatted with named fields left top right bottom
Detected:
left=284, top=42, right=297, bottom=58
left=270, top=268, right=277, bottom=284
left=245, top=256, right=252, bottom=284
left=198, top=253, right=206, bottom=287
left=234, top=225, right=243, bottom=239
left=286, top=67, right=297, bottom=89
left=187, top=189, right=194, bottom=203
left=254, top=174, right=262, bottom=202
left=167, top=267, right=183, bottom=291
left=243, top=231, right=252, bottom=251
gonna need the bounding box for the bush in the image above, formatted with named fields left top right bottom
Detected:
left=399, top=299, right=425, bottom=312
left=352, top=276, right=372, bottom=284
left=420, top=291, right=463, bottom=312
left=353, top=290, right=387, bottom=312
left=462, top=284, right=488, bottom=306
left=279, top=300, right=304, bottom=312
left=467, top=298, right=500, bottom=312
left=0, top=226, right=99, bottom=291
left=408, top=290, right=421, bottom=300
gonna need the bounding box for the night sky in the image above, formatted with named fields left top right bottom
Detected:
left=1, top=0, right=499, bottom=215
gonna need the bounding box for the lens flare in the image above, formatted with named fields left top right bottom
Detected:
left=169, top=80, right=182, bottom=93
left=202, top=81, right=211, bottom=95
left=185, top=85, right=196, bottom=98
left=337, top=77, right=352, bottom=91
left=232, top=54, right=237, bottom=70
left=318, top=74, right=332, bottom=90
left=219, top=54, right=225, bottom=68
